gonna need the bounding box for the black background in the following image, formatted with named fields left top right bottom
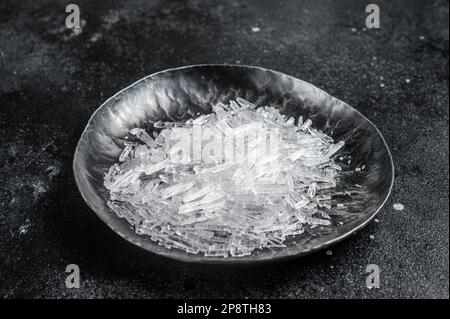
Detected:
left=0, top=0, right=448, bottom=298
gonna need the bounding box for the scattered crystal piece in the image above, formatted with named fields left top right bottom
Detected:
left=130, top=128, right=157, bottom=148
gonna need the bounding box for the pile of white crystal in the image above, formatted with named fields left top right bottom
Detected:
left=104, top=98, right=345, bottom=257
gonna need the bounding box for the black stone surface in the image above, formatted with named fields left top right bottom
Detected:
left=0, top=0, right=448, bottom=298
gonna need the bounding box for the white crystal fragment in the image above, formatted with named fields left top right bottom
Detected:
left=130, top=128, right=157, bottom=148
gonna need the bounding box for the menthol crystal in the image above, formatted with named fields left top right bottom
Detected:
left=104, top=98, right=347, bottom=258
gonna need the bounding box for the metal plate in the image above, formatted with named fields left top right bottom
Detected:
left=73, top=64, right=394, bottom=263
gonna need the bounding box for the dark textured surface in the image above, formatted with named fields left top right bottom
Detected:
left=0, top=0, right=448, bottom=298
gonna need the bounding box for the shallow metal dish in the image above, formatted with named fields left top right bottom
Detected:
left=73, top=64, right=394, bottom=263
